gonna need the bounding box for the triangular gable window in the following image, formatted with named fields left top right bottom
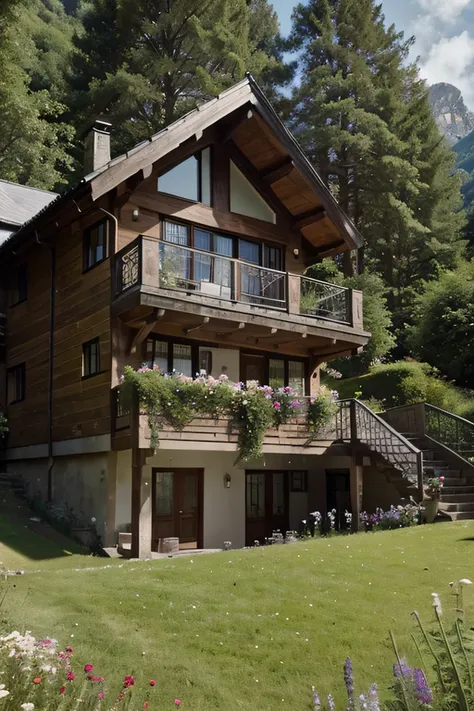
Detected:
left=230, top=160, right=276, bottom=224
left=157, top=148, right=211, bottom=205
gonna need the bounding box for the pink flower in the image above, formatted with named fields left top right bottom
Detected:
left=273, top=401, right=281, bottom=409
left=174, top=700, right=182, bottom=707
left=123, top=675, right=135, bottom=688
left=33, top=678, right=42, bottom=685
left=67, top=672, right=75, bottom=681
left=66, top=646, right=73, bottom=653
left=84, top=664, right=94, bottom=673
left=150, top=680, right=156, bottom=687
left=91, top=676, right=104, bottom=683
left=59, top=686, right=66, bottom=695
left=144, top=703, right=149, bottom=711
left=439, top=476, right=445, bottom=482
left=40, top=639, right=53, bottom=646
left=98, top=692, right=105, bottom=700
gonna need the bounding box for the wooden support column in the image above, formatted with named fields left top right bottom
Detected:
left=130, top=388, right=152, bottom=559
left=105, top=451, right=118, bottom=547
left=141, top=235, right=160, bottom=289
left=287, top=273, right=301, bottom=315
left=349, top=400, right=363, bottom=532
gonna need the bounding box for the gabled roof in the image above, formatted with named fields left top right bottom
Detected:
left=2, top=76, right=363, bottom=256
left=0, top=180, right=57, bottom=230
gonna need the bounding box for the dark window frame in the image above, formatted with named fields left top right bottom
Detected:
left=82, top=337, right=101, bottom=379
left=290, top=471, right=308, bottom=493
left=83, top=219, right=109, bottom=272
left=7, top=363, right=25, bottom=404
left=157, top=146, right=213, bottom=206
left=266, top=354, right=308, bottom=395
left=9, top=263, right=28, bottom=306
left=145, top=337, right=196, bottom=376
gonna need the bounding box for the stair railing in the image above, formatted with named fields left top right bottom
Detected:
left=424, top=404, right=474, bottom=461
left=336, top=399, right=423, bottom=493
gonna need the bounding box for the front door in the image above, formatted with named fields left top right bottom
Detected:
left=326, top=469, right=351, bottom=530
left=245, top=471, right=289, bottom=545
left=241, top=353, right=265, bottom=386
left=152, top=469, right=203, bottom=551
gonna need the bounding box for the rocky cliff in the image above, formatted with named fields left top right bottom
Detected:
left=429, top=83, right=474, bottom=144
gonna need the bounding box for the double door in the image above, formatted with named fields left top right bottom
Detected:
left=152, top=469, right=203, bottom=551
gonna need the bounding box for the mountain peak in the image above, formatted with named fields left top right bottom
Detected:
left=429, top=82, right=474, bottom=144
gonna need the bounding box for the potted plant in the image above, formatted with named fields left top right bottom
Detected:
left=423, top=476, right=445, bottom=523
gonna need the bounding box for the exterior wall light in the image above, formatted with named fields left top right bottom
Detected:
left=224, top=473, right=232, bottom=489
left=293, top=248, right=299, bottom=258
left=132, top=208, right=139, bottom=221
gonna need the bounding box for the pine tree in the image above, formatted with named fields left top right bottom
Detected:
left=286, top=0, right=465, bottom=347
left=68, top=0, right=283, bottom=157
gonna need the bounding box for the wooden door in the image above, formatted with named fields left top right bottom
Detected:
left=326, top=469, right=351, bottom=530
left=152, top=469, right=203, bottom=551
left=245, top=471, right=289, bottom=545
left=241, top=353, right=265, bottom=386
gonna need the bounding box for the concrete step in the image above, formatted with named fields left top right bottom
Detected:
left=439, top=477, right=468, bottom=486
left=442, top=485, right=474, bottom=495
left=444, top=511, right=474, bottom=521
left=441, top=493, right=474, bottom=503
left=441, top=502, right=474, bottom=513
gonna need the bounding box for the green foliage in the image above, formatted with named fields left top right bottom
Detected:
left=409, top=261, right=474, bottom=387
left=287, top=0, right=465, bottom=344
left=307, top=387, right=337, bottom=434
left=121, top=367, right=313, bottom=462
left=324, top=360, right=473, bottom=414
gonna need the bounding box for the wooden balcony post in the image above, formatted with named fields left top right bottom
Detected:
left=141, top=236, right=159, bottom=289
left=350, top=289, right=364, bottom=329
left=130, top=387, right=152, bottom=559
left=287, top=274, right=301, bottom=315
left=349, top=400, right=363, bottom=531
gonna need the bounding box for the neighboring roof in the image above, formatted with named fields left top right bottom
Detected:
left=0, top=180, right=58, bottom=229
left=1, top=75, right=363, bottom=256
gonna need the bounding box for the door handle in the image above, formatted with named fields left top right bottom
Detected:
left=179, top=510, right=183, bottom=514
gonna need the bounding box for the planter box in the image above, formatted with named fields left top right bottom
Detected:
left=422, top=499, right=439, bottom=524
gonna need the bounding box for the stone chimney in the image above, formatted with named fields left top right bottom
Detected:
left=83, top=118, right=112, bottom=175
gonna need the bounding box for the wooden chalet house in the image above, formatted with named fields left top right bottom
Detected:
left=0, top=76, right=398, bottom=557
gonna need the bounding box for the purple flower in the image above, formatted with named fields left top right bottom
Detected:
left=368, top=684, right=380, bottom=711
left=311, top=686, right=321, bottom=711
left=328, top=694, right=336, bottom=711
left=393, top=659, right=411, bottom=678
left=273, top=401, right=281, bottom=410
left=344, top=657, right=354, bottom=704
left=413, top=668, right=432, bottom=704
left=290, top=401, right=301, bottom=408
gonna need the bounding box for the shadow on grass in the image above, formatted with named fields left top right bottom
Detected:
left=0, top=511, right=88, bottom=563
left=459, top=537, right=474, bottom=542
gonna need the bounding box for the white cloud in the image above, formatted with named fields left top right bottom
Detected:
left=419, top=31, right=474, bottom=104
left=418, top=0, right=473, bottom=23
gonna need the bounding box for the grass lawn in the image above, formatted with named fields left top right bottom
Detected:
left=2, top=522, right=474, bottom=710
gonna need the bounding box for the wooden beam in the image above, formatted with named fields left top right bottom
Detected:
left=272, top=332, right=308, bottom=347
left=295, top=207, right=326, bottom=229
left=255, top=327, right=278, bottom=342
left=216, top=322, right=245, bottom=339
left=129, top=308, right=165, bottom=354
left=184, top=316, right=210, bottom=335
left=260, top=158, right=294, bottom=185
left=220, top=107, right=254, bottom=143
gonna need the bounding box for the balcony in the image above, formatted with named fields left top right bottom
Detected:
left=111, top=236, right=368, bottom=353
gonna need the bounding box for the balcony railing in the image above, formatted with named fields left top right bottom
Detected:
left=113, top=236, right=363, bottom=328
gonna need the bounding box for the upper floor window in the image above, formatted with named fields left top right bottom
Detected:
left=230, top=160, right=276, bottom=224
left=146, top=339, right=193, bottom=377
left=10, top=263, right=28, bottom=306
left=83, top=220, right=108, bottom=271
left=8, top=363, right=25, bottom=404
left=157, top=147, right=211, bottom=206
left=82, top=338, right=100, bottom=378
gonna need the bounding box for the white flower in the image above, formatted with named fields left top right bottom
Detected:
left=460, top=579, right=472, bottom=585
left=21, top=703, right=34, bottom=711
left=0, top=691, right=9, bottom=699
left=242, top=400, right=248, bottom=405
left=432, top=592, right=442, bottom=615
left=91, top=517, right=96, bottom=524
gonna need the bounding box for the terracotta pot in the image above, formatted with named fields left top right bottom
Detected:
left=422, top=499, right=439, bottom=524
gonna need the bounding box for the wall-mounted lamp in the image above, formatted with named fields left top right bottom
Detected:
left=293, top=248, right=300, bottom=259
left=132, top=208, right=140, bottom=222
left=224, top=473, right=232, bottom=489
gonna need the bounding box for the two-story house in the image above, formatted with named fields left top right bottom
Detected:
left=1, top=77, right=420, bottom=558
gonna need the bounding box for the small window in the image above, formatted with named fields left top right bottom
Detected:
left=83, top=220, right=108, bottom=271
left=10, top=264, right=28, bottom=305
left=269, top=359, right=285, bottom=390
left=157, top=148, right=211, bottom=205
left=173, top=344, right=192, bottom=377
left=230, top=160, right=276, bottom=224
left=290, top=471, right=308, bottom=493
left=82, top=338, right=100, bottom=378
left=146, top=340, right=168, bottom=372
left=289, top=360, right=305, bottom=396
left=8, top=363, right=25, bottom=403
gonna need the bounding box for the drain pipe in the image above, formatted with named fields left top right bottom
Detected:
left=35, top=231, right=56, bottom=502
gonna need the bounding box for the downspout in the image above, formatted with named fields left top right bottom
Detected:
left=35, top=231, right=56, bottom=502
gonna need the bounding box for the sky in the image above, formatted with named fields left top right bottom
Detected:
left=271, top=0, right=474, bottom=107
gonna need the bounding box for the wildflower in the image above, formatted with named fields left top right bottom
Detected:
left=174, top=700, right=182, bottom=707
left=273, top=401, right=281, bottom=409
left=91, top=676, right=105, bottom=683
left=413, top=668, right=432, bottom=704
left=327, top=694, right=335, bottom=711
left=368, top=683, right=380, bottom=711
left=124, top=675, right=135, bottom=688
left=344, top=657, right=355, bottom=704
left=84, top=664, right=94, bottom=673
left=0, top=690, right=9, bottom=699
left=144, top=703, right=149, bottom=711
left=393, top=659, right=411, bottom=678
left=311, top=686, right=321, bottom=711
left=98, top=692, right=105, bottom=700
left=150, top=680, right=156, bottom=687
left=59, top=686, right=66, bottom=695
left=432, top=592, right=442, bottom=616
left=21, top=704, right=34, bottom=711
left=67, top=672, right=75, bottom=681
left=460, top=579, right=472, bottom=585
left=359, top=693, right=368, bottom=710
left=32, top=678, right=41, bottom=685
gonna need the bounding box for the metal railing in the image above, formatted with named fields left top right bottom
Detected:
left=336, top=400, right=423, bottom=488
left=114, top=241, right=141, bottom=296
left=159, top=241, right=287, bottom=309
left=425, top=404, right=474, bottom=460
left=300, top=275, right=351, bottom=323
